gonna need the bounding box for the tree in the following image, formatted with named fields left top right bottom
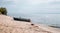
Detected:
left=0, top=7, right=7, bottom=15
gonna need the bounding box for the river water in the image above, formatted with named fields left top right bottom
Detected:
left=8, top=13, right=60, bottom=27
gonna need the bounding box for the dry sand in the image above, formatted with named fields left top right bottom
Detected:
left=0, top=15, right=60, bottom=33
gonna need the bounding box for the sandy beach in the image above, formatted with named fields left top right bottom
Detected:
left=0, top=15, right=60, bottom=33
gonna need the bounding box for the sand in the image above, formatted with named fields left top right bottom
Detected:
left=0, top=15, right=60, bottom=33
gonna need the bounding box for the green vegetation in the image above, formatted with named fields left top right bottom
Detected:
left=0, top=7, right=7, bottom=15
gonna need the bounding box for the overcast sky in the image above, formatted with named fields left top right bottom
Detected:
left=0, top=0, right=60, bottom=14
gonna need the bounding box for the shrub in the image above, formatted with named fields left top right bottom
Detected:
left=0, top=7, right=7, bottom=15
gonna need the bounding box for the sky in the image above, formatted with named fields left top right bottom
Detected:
left=0, top=0, right=60, bottom=14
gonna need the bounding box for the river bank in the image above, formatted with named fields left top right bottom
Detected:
left=0, top=15, right=60, bottom=33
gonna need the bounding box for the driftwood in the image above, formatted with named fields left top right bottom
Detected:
left=50, top=26, right=60, bottom=28
left=13, top=17, right=31, bottom=22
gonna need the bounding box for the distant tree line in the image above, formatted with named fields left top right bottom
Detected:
left=0, top=7, right=7, bottom=15
left=13, top=17, right=31, bottom=22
